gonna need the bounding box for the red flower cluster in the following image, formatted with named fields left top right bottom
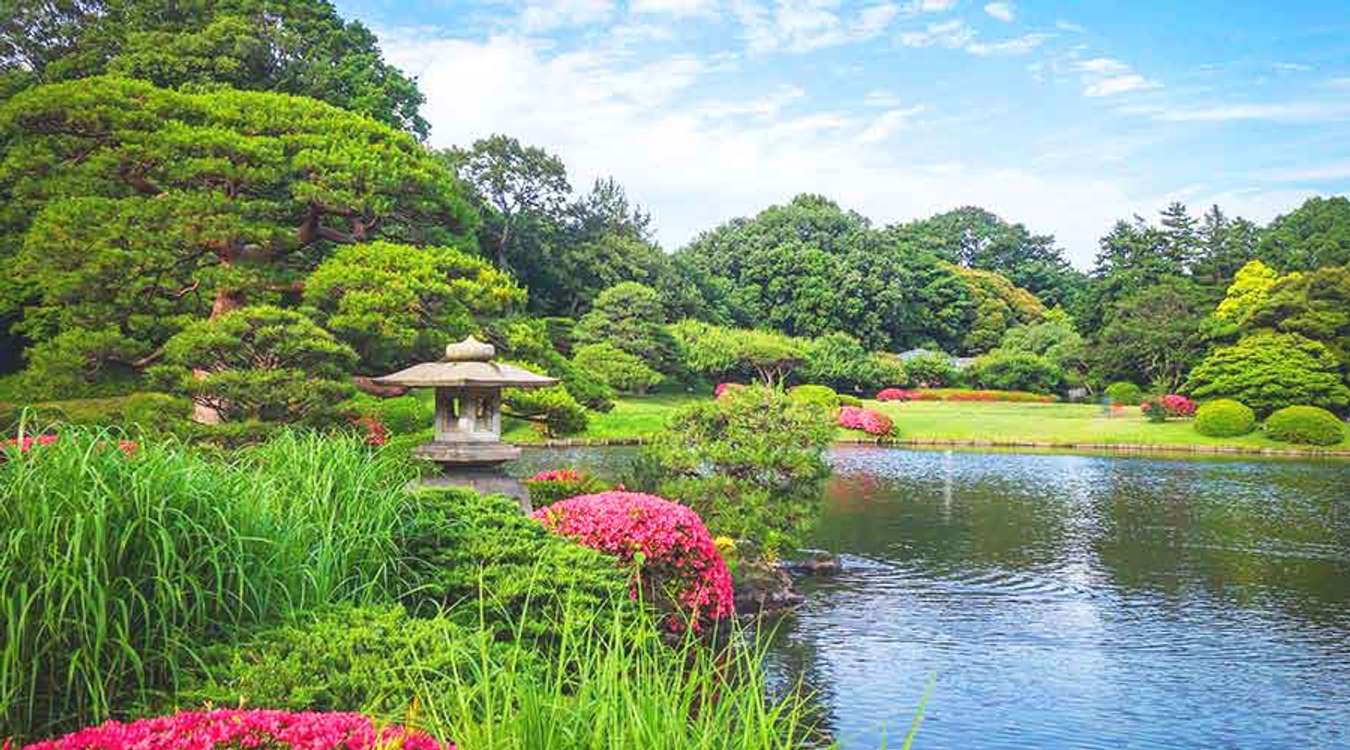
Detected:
left=838, top=406, right=894, bottom=436
left=533, top=492, right=735, bottom=630
left=713, top=382, right=745, bottom=399
left=20, top=709, right=451, bottom=750
left=1141, top=394, right=1196, bottom=419
left=352, top=416, right=387, bottom=447
left=2, top=434, right=58, bottom=453
left=875, top=388, right=918, bottom=402
left=529, top=468, right=584, bottom=483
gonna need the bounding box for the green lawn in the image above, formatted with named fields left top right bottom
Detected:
left=504, top=392, right=1348, bottom=454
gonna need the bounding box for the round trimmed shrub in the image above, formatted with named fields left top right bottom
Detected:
left=787, top=384, right=839, bottom=409
left=1105, top=381, right=1144, bottom=406
left=1194, top=399, right=1256, bottom=437
left=837, top=393, right=863, bottom=407
left=1264, top=406, right=1344, bottom=446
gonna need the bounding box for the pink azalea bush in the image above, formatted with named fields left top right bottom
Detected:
left=1140, top=394, right=1197, bottom=422
left=532, top=491, right=735, bottom=630
left=19, top=709, right=451, bottom=750
left=875, top=388, right=918, bottom=402
left=713, top=382, right=745, bottom=399
left=838, top=406, right=894, bottom=436
left=523, top=468, right=609, bottom=507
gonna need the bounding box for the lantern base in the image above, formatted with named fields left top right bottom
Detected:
left=413, top=440, right=522, bottom=465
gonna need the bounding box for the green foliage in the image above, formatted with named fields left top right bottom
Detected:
left=787, top=384, right=840, bottom=410
left=16, top=327, right=146, bottom=401
left=1214, top=260, right=1280, bottom=325
left=1105, top=381, right=1145, bottom=406
left=305, top=242, right=523, bottom=373
left=340, top=393, right=433, bottom=435
left=967, top=351, right=1064, bottom=394
left=1193, top=399, right=1256, bottom=437
left=904, top=352, right=960, bottom=388
left=799, top=332, right=898, bottom=393
left=149, top=305, right=357, bottom=423
left=1184, top=331, right=1350, bottom=416
left=0, top=76, right=474, bottom=364
left=998, top=307, right=1088, bottom=385
left=1, top=0, right=429, bottom=136
left=504, top=385, right=589, bottom=437
left=668, top=320, right=806, bottom=386
left=0, top=431, right=416, bottom=739
left=1092, top=278, right=1209, bottom=392
left=489, top=317, right=614, bottom=411
left=1242, top=265, right=1350, bottom=369
left=945, top=263, right=1047, bottom=353
left=395, top=488, right=631, bottom=641
left=1263, top=405, right=1345, bottom=446
left=575, top=282, right=679, bottom=373
left=636, top=385, right=833, bottom=553
left=524, top=472, right=611, bottom=508
left=1259, top=196, right=1350, bottom=271
left=837, top=393, right=863, bottom=407
left=175, top=604, right=542, bottom=716
left=0, top=392, right=192, bottom=434
left=573, top=342, right=663, bottom=394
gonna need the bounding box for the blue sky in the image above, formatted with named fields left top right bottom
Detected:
left=335, top=1, right=1350, bottom=266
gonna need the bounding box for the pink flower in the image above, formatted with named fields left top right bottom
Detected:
left=528, top=468, right=584, bottom=483
left=352, top=416, right=387, bottom=446
left=713, top=383, right=744, bottom=399
left=876, top=388, right=917, bottom=402
left=533, top=492, right=735, bottom=631
left=838, top=406, right=893, bottom=436
left=21, top=709, right=452, bottom=750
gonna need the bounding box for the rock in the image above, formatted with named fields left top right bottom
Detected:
left=781, top=551, right=842, bottom=576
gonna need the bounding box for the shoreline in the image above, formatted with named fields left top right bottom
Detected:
left=520, top=435, right=1350, bottom=459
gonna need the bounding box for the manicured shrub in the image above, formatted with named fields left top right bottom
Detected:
left=177, top=604, right=540, bottom=718
left=669, top=320, right=805, bottom=386
left=488, top=317, right=614, bottom=412
left=1141, top=394, right=1197, bottom=422
left=638, top=385, right=833, bottom=554
left=799, top=332, right=897, bottom=392
left=904, top=352, right=959, bottom=387
left=1193, top=399, right=1256, bottom=437
left=837, top=393, right=863, bottom=407
left=876, top=388, right=918, bottom=402
left=396, top=488, right=631, bottom=642
left=524, top=468, right=609, bottom=507
left=503, top=384, right=588, bottom=437
left=147, top=305, right=357, bottom=423
left=0, top=393, right=192, bottom=434
left=787, top=384, right=839, bottom=410
left=14, top=327, right=145, bottom=401
left=534, top=492, right=735, bottom=631
left=573, top=342, right=664, bottom=394
left=967, top=351, right=1064, bottom=394
left=837, top=406, right=894, bottom=436
left=1264, top=405, right=1344, bottom=446
left=23, top=709, right=450, bottom=750
left=1105, top=381, right=1144, bottom=406
left=575, top=282, right=681, bottom=373
left=1184, top=331, right=1350, bottom=417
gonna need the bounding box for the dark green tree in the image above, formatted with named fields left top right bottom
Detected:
left=1091, top=278, right=1209, bottom=391
left=1259, top=196, right=1350, bottom=271
left=574, top=282, right=679, bottom=373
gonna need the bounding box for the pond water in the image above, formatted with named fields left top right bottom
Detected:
left=513, top=446, right=1350, bottom=749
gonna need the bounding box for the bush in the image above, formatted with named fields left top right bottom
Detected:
left=668, top=320, right=805, bottom=386
left=837, top=393, right=863, bottom=407
left=176, top=604, right=541, bottom=717
left=876, top=388, right=918, bottom=402
left=799, top=332, right=895, bottom=392
left=395, top=488, right=631, bottom=642
left=491, top=317, right=615, bottom=412
left=534, top=492, right=735, bottom=632
left=636, top=385, right=833, bottom=553
left=1141, top=394, right=1196, bottom=422
left=787, top=384, right=839, bottom=410
left=15, top=327, right=146, bottom=401
left=504, top=384, right=588, bottom=437
left=1184, top=331, right=1350, bottom=417
left=1105, top=381, right=1144, bottom=405
left=340, top=393, right=433, bottom=435
left=575, top=282, right=680, bottom=374
left=147, top=305, right=357, bottom=423
left=121, top=392, right=193, bottom=431
left=1193, top=399, right=1256, bottom=437
left=524, top=468, right=610, bottom=507
left=967, top=351, right=1064, bottom=394
left=0, top=392, right=192, bottom=434
left=23, top=709, right=449, bottom=750
left=903, top=352, right=959, bottom=387
left=574, top=342, right=664, bottom=394
left=837, top=406, right=894, bottom=436
left=1264, top=405, right=1344, bottom=446
left=714, top=382, right=745, bottom=399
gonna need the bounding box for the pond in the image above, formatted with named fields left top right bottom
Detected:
left=512, top=446, right=1350, bottom=749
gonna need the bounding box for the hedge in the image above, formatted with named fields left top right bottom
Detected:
left=1264, top=406, right=1344, bottom=446
left=1193, top=399, right=1256, bottom=437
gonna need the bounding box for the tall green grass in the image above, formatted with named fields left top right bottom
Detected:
left=0, top=429, right=416, bottom=739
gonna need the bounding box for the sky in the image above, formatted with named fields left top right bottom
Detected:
left=334, top=0, right=1350, bottom=267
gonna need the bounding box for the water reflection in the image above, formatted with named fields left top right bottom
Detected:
left=512, top=446, right=1350, bottom=749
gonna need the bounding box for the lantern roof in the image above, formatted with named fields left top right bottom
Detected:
left=373, top=336, right=558, bottom=389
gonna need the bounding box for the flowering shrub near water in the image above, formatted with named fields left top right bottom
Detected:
left=17, top=709, right=450, bottom=750
left=524, top=468, right=609, bottom=507
left=1141, top=394, right=1197, bottom=422
left=838, top=406, right=894, bottom=436
left=876, top=388, right=919, bottom=402
left=533, top=492, right=735, bottom=630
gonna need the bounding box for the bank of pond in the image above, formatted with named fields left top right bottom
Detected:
left=4, top=430, right=1347, bottom=749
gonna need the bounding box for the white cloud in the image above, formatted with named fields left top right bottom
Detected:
left=377, top=27, right=1207, bottom=267
left=910, top=0, right=956, bottom=11
left=899, top=19, right=974, bottom=48
left=1273, top=62, right=1312, bottom=72
left=863, top=89, right=903, bottom=107
left=1055, top=19, right=1085, bottom=33
left=732, top=0, right=901, bottom=53
left=984, top=2, right=1015, bottom=23
left=1155, top=100, right=1350, bottom=123
left=520, top=0, right=615, bottom=31
left=631, top=0, right=719, bottom=16
left=1072, top=57, right=1161, bottom=97
left=966, top=32, right=1053, bottom=56
left=1322, top=76, right=1350, bottom=89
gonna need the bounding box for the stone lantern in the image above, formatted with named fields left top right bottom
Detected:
left=374, top=335, right=557, bottom=504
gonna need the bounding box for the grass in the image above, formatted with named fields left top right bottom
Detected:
left=499, top=392, right=1347, bottom=453
left=0, top=430, right=417, bottom=740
